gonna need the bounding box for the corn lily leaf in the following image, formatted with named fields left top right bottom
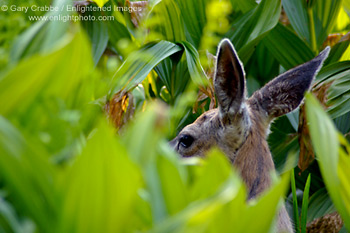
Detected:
left=80, top=9, right=109, bottom=66
left=226, top=0, right=281, bottom=63
left=108, top=41, right=182, bottom=97
left=262, top=23, right=314, bottom=70
left=9, top=0, right=73, bottom=62
left=306, top=93, right=350, bottom=231
left=92, top=0, right=109, bottom=8
left=314, top=61, right=350, bottom=118
left=0, top=29, right=93, bottom=116
left=282, top=0, right=342, bottom=49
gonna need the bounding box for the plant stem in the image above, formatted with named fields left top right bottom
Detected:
left=307, top=7, right=318, bottom=54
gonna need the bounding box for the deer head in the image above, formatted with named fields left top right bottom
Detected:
left=170, top=39, right=329, bottom=232
left=170, top=39, right=329, bottom=164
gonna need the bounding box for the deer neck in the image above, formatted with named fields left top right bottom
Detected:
left=233, top=112, right=275, bottom=199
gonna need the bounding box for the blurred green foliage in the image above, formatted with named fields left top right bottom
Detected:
left=0, top=0, right=350, bottom=232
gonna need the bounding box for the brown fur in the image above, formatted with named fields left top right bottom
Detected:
left=170, top=39, right=330, bottom=233
left=233, top=110, right=274, bottom=199
left=307, top=212, right=343, bottom=233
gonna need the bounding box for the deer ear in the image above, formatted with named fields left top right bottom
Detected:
left=250, top=46, right=330, bottom=120
left=214, top=39, right=246, bottom=119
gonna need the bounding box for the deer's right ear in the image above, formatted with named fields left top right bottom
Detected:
left=214, top=39, right=246, bottom=121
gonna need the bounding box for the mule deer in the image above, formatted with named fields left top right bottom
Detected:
left=170, top=39, right=330, bottom=232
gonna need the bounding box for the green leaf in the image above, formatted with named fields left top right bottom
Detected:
left=307, top=188, right=336, bottom=222
left=230, top=0, right=257, bottom=13
left=123, top=103, right=170, bottom=223
left=175, top=0, right=208, bottom=47
left=325, top=37, right=350, bottom=65
left=313, top=0, right=343, bottom=47
left=301, top=174, right=311, bottom=233
left=105, top=4, right=132, bottom=56
left=0, top=117, right=58, bottom=232
left=282, top=0, right=342, bottom=48
left=305, top=93, right=350, bottom=231
left=344, top=0, right=350, bottom=10
left=328, top=72, right=350, bottom=101
left=226, top=0, right=281, bottom=63
left=9, top=20, right=48, bottom=63
left=59, top=119, right=141, bottom=233
left=291, top=169, right=301, bottom=232
left=150, top=176, right=244, bottom=233
left=316, top=61, right=350, bottom=83
left=262, top=23, right=314, bottom=69
left=108, top=41, right=182, bottom=97
left=189, top=149, right=233, bottom=202
left=306, top=93, right=338, bottom=185
left=281, top=0, right=310, bottom=44
left=81, top=9, right=109, bottom=65
left=150, top=0, right=186, bottom=42
left=180, top=41, right=208, bottom=86
left=9, top=0, right=73, bottom=62
left=41, top=0, right=72, bottom=51
left=209, top=171, right=291, bottom=233
left=150, top=148, right=290, bottom=233
left=327, top=93, right=350, bottom=119
left=338, top=136, right=350, bottom=230
left=314, top=61, right=350, bottom=118
left=157, top=155, right=189, bottom=216
left=92, top=0, right=109, bottom=8
left=240, top=173, right=290, bottom=233
left=154, top=55, right=190, bottom=101
left=0, top=29, right=93, bottom=116
left=269, top=117, right=300, bottom=172
left=0, top=191, right=35, bottom=233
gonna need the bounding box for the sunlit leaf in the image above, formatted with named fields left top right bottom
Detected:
left=108, top=41, right=182, bottom=97
left=151, top=149, right=290, bottom=233
left=282, top=0, right=342, bottom=49
left=180, top=41, right=208, bottom=86
left=175, top=0, right=208, bottom=47
left=123, top=103, right=170, bottom=222
left=314, top=0, right=343, bottom=47
left=306, top=93, right=350, bottom=231
left=92, top=0, right=109, bottom=8
left=151, top=0, right=186, bottom=42
left=59, top=120, right=142, bottom=233
left=157, top=155, right=189, bottom=216
left=0, top=117, right=58, bottom=232
left=334, top=6, right=350, bottom=32
left=9, top=0, right=73, bottom=62
left=338, top=136, right=350, bottom=227
left=325, top=33, right=350, bottom=65
left=0, top=29, right=93, bottom=116
left=1, top=0, right=350, bottom=231
left=314, top=61, right=350, bottom=118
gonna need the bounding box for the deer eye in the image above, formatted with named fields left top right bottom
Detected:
left=179, top=135, right=194, bottom=148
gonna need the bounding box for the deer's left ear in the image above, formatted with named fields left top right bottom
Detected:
left=249, top=46, right=330, bottom=120
left=214, top=39, right=246, bottom=119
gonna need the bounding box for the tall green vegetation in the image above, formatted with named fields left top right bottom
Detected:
left=0, top=0, right=349, bottom=232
